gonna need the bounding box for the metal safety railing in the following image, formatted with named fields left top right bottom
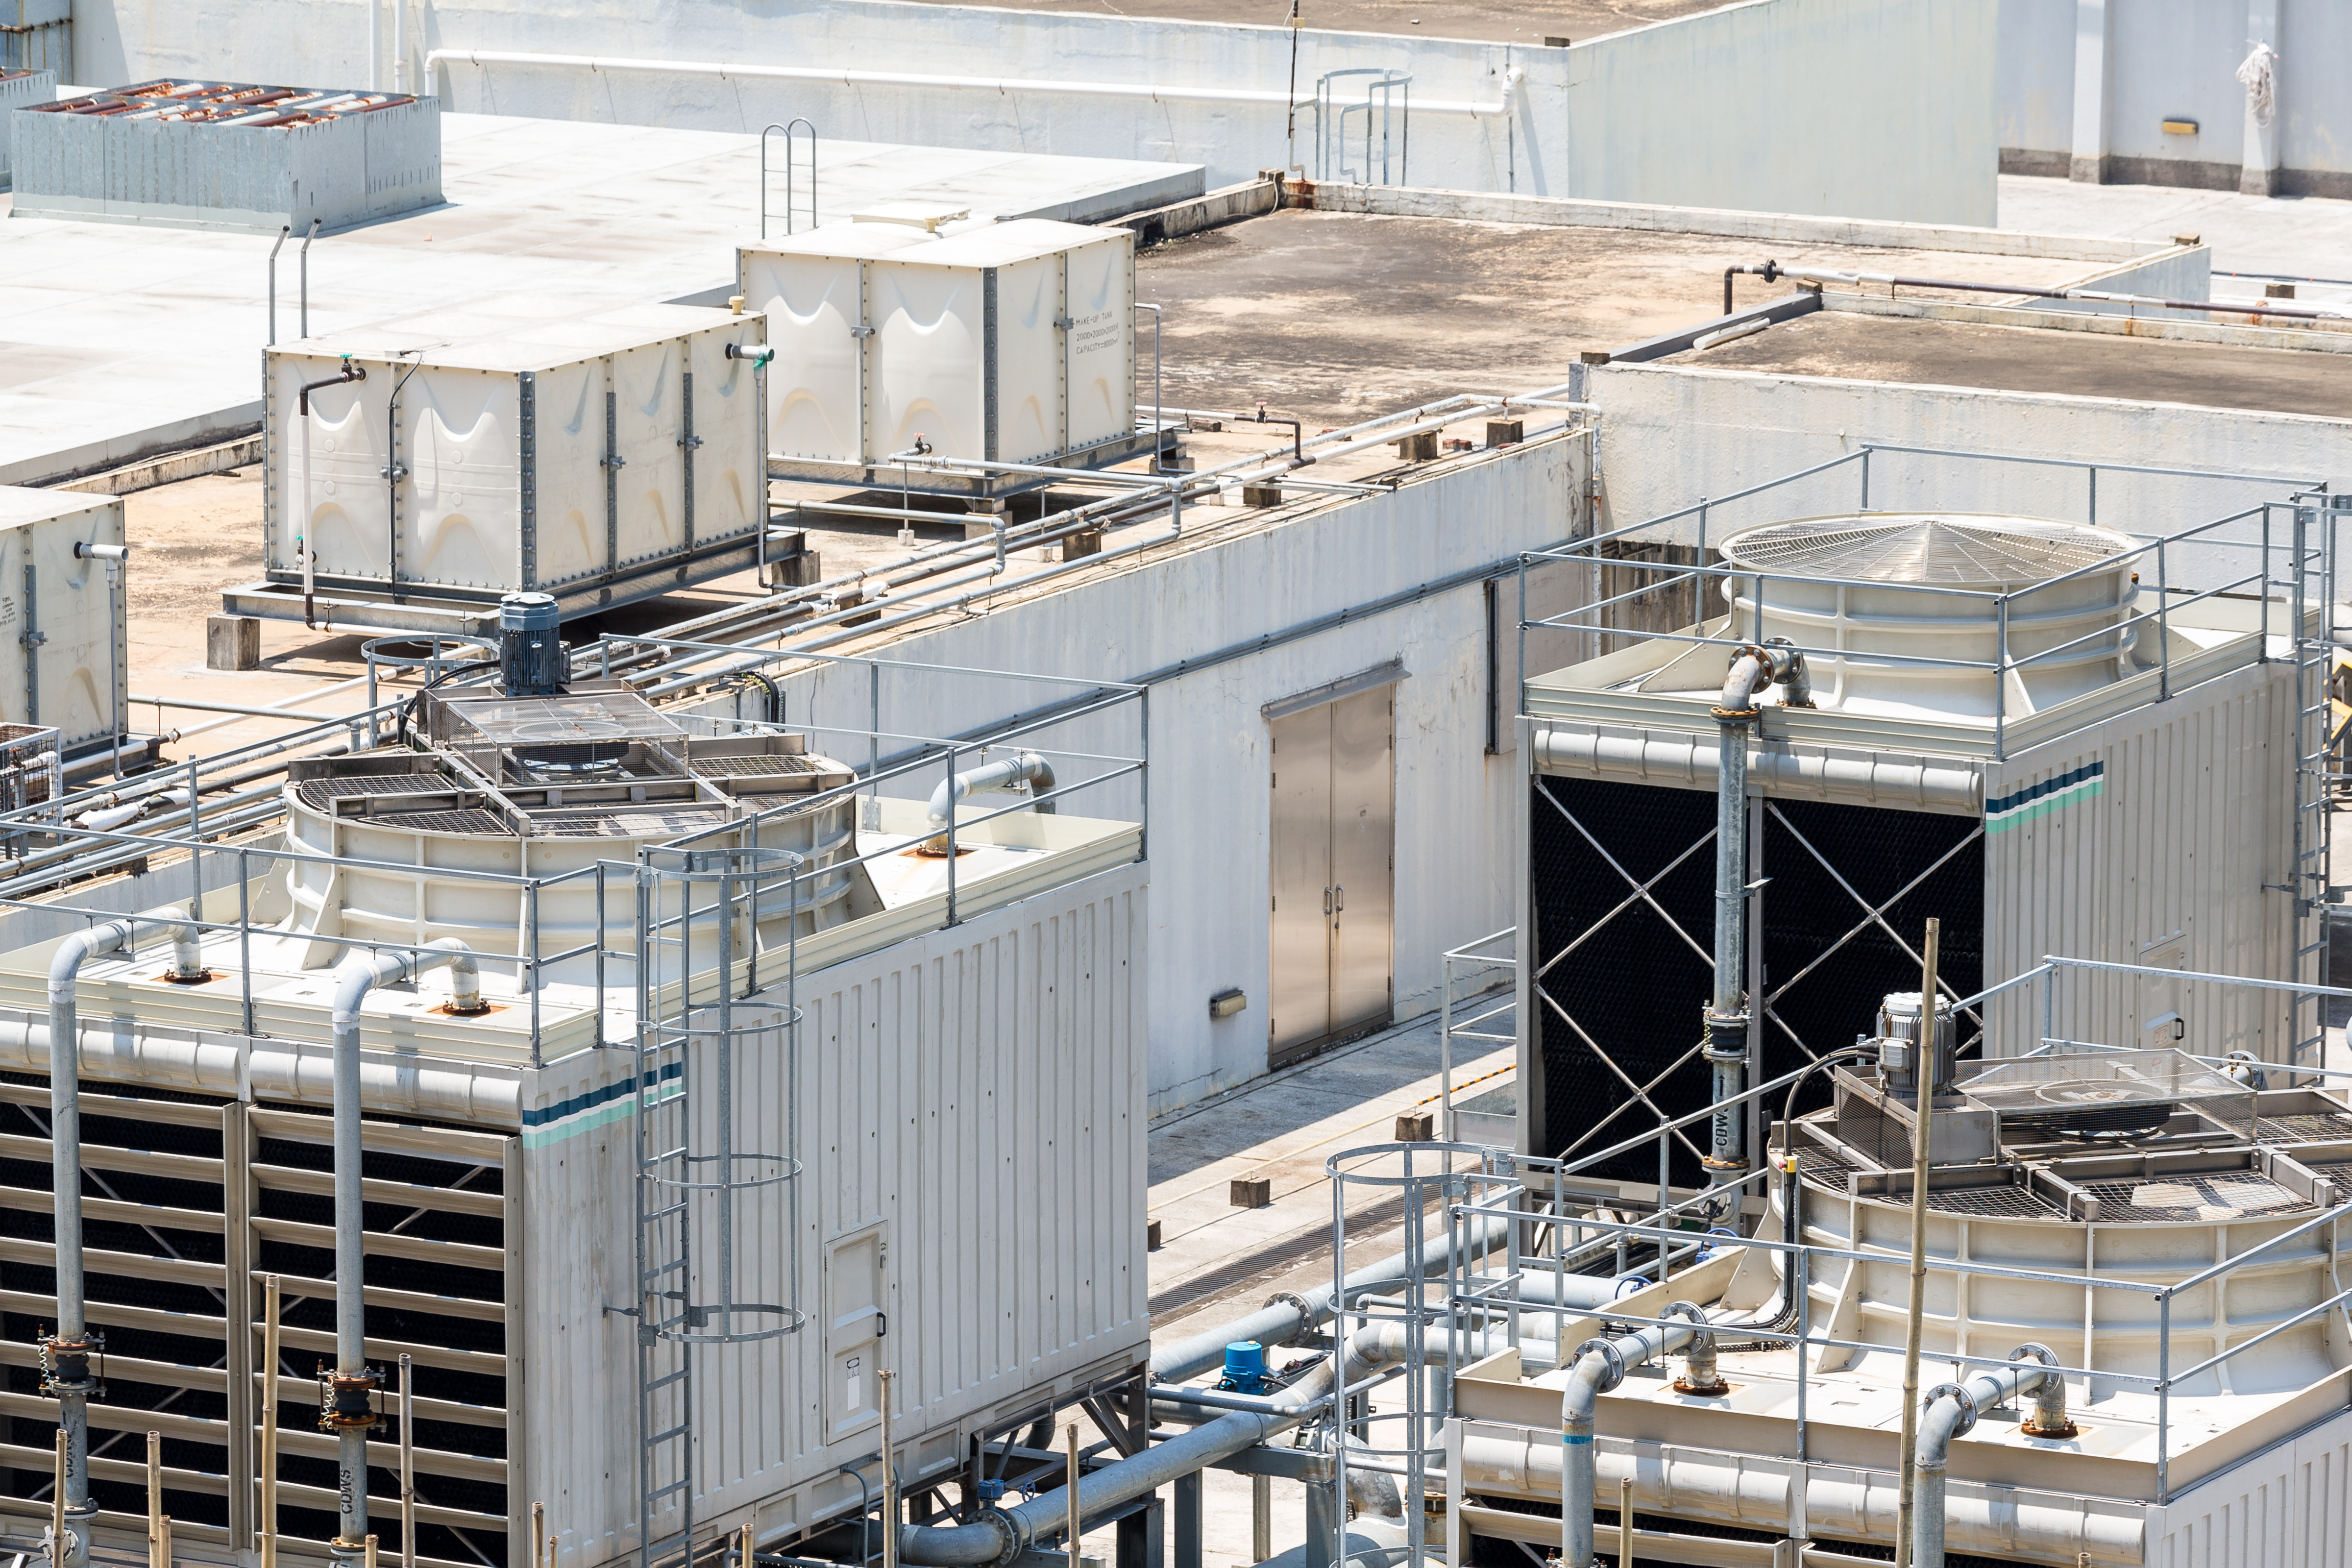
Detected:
left=1438, top=927, right=1515, bottom=1140
left=0, top=647, right=1149, bottom=1069
left=1518, top=442, right=2346, bottom=762
left=1405, top=954, right=2352, bottom=1512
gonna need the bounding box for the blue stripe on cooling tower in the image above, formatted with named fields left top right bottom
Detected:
left=521, top=1062, right=682, bottom=1149
left=1984, top=761, right=2104, bottom=835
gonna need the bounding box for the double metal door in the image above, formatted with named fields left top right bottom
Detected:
left=1269, top=685, right=1395, bottom=1065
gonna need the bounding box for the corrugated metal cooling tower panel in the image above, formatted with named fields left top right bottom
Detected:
left=1527, top=775, right=1982, bottom=1180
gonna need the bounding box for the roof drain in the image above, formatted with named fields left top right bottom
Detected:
left=46, top=906, right=202, bottom=1568
left=327, top=939, right=483, bottom=1565
left=1912, top=1348, right=2060, bottom=1568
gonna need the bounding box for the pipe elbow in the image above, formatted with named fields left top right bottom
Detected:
left=1715, top=653, right=1767, bottom=717
left=1561, top=1340, right=1620, bottom=1427
left=425, top=937, right=483, bottom=1012
left=50, top=904, right=194, bottom=1001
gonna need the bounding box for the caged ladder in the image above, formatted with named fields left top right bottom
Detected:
left=633, top=846, right=811, bottom=1568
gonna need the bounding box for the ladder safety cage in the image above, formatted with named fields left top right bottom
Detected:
left=633, top=844, right=809, bottom=1568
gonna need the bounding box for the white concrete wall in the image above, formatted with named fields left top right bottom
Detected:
left=1584, top=358, right=2352, bottom=586
left=765, top=437, right=1584, bottom=1114
left=1998, top=0, right=2352, bottom=195
left=73, top=0, right=1996, bottom=220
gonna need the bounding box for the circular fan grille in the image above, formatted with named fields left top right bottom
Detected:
left=1720, top=514, right=2132, bottom=588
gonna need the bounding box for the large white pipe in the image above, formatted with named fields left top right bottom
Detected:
left=422, top=49, right=1522, bottom=116
left=0, top=1017, right=521, bottom=1123
left=327, top=940, right=480, bottom=1560
left=1560, top=1304, right=1704, bottom=1568
left=1454, top=1408, right=2137, bottom=1562
left=45, top=906, right=201, bottom=1568
left=1529, top=726, right=1982, bottom=813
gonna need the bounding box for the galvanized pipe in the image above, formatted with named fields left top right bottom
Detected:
left=926, top=752, right=1055, bottom=825
left=328, top=939, right=479, bottom=1558
left=46, top=906, right=199, bottom=1568
left=1560, top=1307, right=1703, bottom=1568
left=1913, top=1352, right=2054, bottom=1568
left=1151, top=1213, right=1508, bottom=1382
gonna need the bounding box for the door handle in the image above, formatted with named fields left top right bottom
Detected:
left=1323, top=887, right=1333, bottom=915
left=1334, top=886, right=1345, bottom=913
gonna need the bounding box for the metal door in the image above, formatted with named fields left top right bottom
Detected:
left=1267, top=685, right=1396, bottom=1064
left=822, top=1221, right=887, bottom=1444
left=1328, top=686, right=1395, bottom=1035
left=1269, top=705, right=1334, bottom=1055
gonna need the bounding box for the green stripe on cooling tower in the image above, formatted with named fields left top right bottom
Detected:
left=520, top=1066, right=682, bottom=1149
left=1985, top=761, right=2104, bottom=835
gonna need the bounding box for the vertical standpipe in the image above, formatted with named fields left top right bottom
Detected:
left=47, top=909, right=203, bottom=1568
left=1703, top=642, right=1808, bottom=1186
left=329, top=941, right=482, bottom=1559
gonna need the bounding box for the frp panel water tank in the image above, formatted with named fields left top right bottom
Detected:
left=264, top=299, right=766, bottom=613
left=739, top=218, right=1137, bottom=473
left=0, top=487, right=127, bottom=758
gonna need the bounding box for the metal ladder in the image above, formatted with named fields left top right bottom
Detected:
left=634, top=873, right=698, bottom=1568
left=2288, top=497, right=2343, bottom=1072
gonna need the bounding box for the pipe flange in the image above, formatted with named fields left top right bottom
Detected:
left=979, top=1504, right=1028, bottom=1568
left=1570, top=1337, right=1627, bottom=1394
left=1708, top=705, right=1761, bottom=722
left=2010, top=1343, right=2079, bottom=1439
left=1263, top=1291, right=1315, bottom=1346
left=1659, top=1301, right=1712, bottom=1346
left=318, top=1365, right=382, bottom=1433
left=1924, top=1380, right=1977, bottom=1438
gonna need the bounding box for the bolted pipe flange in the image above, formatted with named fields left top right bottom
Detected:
left=1262, top=1290, right=1315, bottom=1346
left=317, top=1364, right=382, bottom=1433
left=1924, top=1380, right=1977, bottom=1439
left=977, top=1504, right=1028, bottom=1568
left=37, top=1328, right=103, bottom=1397
left=2010, top=1343, right=2079, bottom=1439
left=1700, top=1007, right=1748, bottom=1063
left=1662, top=1302, right=1727, bottom=1396
left=1570, top=1337, right=1627, bottom=1395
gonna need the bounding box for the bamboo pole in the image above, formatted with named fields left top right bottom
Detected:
left=533, top=1500, right=546, bottom=1568
left=1618, top=1474, right=1633, bottom=1568
left=364, top=1534, right=377, bottom=1568
left=1894, top=918, right=1941, bottom=1568
left=262, top=1274, right=281, bottom=1568
left=147, top=1431, right=163, bottom=1568
left=51, top=1430, right=65, bottom=1568
left=1065, top=1425, right=1081, bottom=1568
left=399, top=1354, right=416, bottom=1568
left=158, top=1516, right=172, bottom=1568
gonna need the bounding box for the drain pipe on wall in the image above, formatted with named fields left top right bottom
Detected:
left=328, top=939, right=483, bottom=1563
left=1705, top=642, right=1810, bottom=1193
left=1913, top=1348, right=2067, bottom=1568
left=47, top=907, right=203, bottom=1568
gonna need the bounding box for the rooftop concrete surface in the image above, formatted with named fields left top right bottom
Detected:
left=959, top=0, right=1723, bottom=47
left=0, top=113, right=1201, bottom=486
left=1662, top=308, right=2352, bottom=421
left=1999, top=172, right=2352, bottom=281
left=1134, top=208, right=2113, bottom=422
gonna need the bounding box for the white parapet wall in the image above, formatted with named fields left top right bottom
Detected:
left=2000, top=0, right=2352, bottom=198
left=75, top=0, right=1997, bottom=221
left=765, top=432, right=1588, bottom=1116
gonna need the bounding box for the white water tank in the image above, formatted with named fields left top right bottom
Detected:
left=740, top=218, right=1137, bottom=477
left=264, top=299, right=766, bottom=615
left=1717, top=513, right=2140, bottom=716
left=0, top=486, right=126, bottom=757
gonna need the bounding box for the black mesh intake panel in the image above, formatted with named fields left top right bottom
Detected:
left=1528, top=778, right=1983, bottom=1183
